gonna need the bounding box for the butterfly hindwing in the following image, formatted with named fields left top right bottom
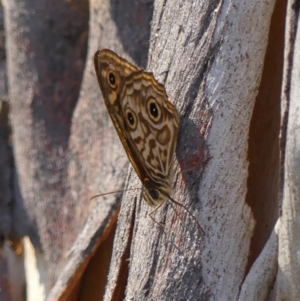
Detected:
left=120, top=70, right=179, bottom=189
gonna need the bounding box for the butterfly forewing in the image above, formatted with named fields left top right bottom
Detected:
left=94, top=49, right=180, bottom=207
left=94, top=49, right=138, bottom=140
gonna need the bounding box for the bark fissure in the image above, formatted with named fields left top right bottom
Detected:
left=245, top=0, right=286, bottom=279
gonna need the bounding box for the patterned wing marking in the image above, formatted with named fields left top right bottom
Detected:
left=120, top=70, right=180, bottom=193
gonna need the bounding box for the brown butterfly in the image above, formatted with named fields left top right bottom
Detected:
left=94, top=49, right=203, bottom=233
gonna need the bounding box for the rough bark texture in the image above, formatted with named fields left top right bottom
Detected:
left=104, top=0, right=277, bottom=300
left=277, top=0, right=300, bottom=299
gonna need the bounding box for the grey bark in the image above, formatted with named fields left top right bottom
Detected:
left=277, top=0, right=300, bottom=299
left=103, top=0, right=277, bottom=300
left=47, top=0, right=154, bottom=299
left=4, top=0, right=89, bottom=284
left=48, top=0, right=283, bottom=300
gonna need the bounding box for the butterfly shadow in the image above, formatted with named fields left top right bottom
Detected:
left=172, top=116, right=211, bottom=238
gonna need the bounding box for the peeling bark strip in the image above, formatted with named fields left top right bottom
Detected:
left=110, top=199, right=136, bottom=301
left=47, top=206, right=120, bottom=301
left=245, top=0, right=285, bottom=280
left=277, top=0, right=300, bottom=299
left=5, top=0, right=153, bottom=296
left=5, top=0, right=89, bottom=285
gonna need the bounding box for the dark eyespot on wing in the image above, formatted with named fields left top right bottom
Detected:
left=125, top=108, right=137, bottom=130
left=146, top=97, right=162, bottom=123
left=108, top=72, right=116, bottom=86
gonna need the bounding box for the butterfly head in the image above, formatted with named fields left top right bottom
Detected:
left=143, top=178, right=173, bottom=207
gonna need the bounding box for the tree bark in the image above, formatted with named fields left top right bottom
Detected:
left=277, top=0, right=300, bottom=299
left=4, top=0, right=300, bottom=300
left=4, top=0, right=89, bottom=285
left=103, top=0, right=278, bottom=300
left=47, top=0, right=154, bottom=299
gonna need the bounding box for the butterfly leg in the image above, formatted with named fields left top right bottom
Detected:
left=148, top=202, right=166, bottom=234
left=167, top=194, right=205, bottom=236
left=149, top=203, right=180, bottom=251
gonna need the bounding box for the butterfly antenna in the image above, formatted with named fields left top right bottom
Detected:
left=167, top=194, right=205, bottom=236
left=90, top=188, right=142, bottom=201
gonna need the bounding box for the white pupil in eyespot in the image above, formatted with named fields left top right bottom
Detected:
left=109, top=73, right=115, bottom=85
left=150, top=102, right=158, bottom=117
left=127, top=112, right=134, bottom=125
